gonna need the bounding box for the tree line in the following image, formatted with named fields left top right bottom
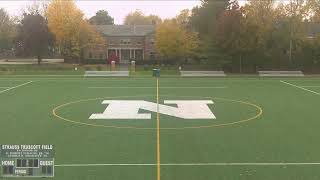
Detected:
left=0, top=0, right=105, bottom=64
left=201, top=0, right=320, bottom=72
left=156, top=0, right=320, bottom=72
left=1, top=0, right=320, bottom=72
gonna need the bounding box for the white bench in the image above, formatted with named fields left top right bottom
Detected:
left=180, top=71, right=226, bottom=77
left=258, top=71, right=304, bottom=77
left=84, top=71, right=129, bottom=77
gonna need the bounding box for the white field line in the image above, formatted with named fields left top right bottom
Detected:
left=0, top=77, right=319, bottom=82
left=280, top=80, right=320, bottom=95
left=300, top=86, right=320, bottom=88
left=55, top=162, right=320, bottom=167
left=88, top=86, right=227, bottom=89
left=0, top=75, right=83, bottom=77
left=0, top=81, right=33, bottom=94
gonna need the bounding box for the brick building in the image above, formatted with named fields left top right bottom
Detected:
left=84, top=25, right=157, bottom=64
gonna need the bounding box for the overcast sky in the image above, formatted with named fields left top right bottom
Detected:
left=0, top=1, right=202, bottom=24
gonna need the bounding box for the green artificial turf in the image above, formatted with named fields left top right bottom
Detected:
left=0, top=77, right=319, bottom=180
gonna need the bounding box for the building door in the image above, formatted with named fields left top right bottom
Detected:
left=108, top=49, right=116, bottom=57
left=107, top=49, right=119, bottom=64
left=135, top=49, right=143, bottom=60
left=121, top=49, right=130, bottom=63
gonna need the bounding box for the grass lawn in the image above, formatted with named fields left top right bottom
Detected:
left=0, top=76, right=320, bottom=179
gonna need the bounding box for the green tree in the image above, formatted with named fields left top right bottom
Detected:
left=283, top=0, right=311, bottom=64
left=16, top=13, right=52, bottom=64
left=190, top=0, right=230, bottom=37
left=196, top=37, right=232, bottom=67
left=189, top=0, right=231, bottom=67
left=215, top=2, right=245, bottom=71
left=186, top=0, right=319, bottom=71
left=124, top=10, right=161, bottom=25
left=0, top=8, right=16, bottom=50
left=301, top=0, right=320, bottom=70
left=216, top=2, right=243, bottom=54
left=46, top=0, right=105, bottom=62
left=243, top=0, right=277, bottom=51
left=156, top=11, right=199, bottom=62
left=175, top=9, right=191, bottom=29
left=236, top=0, right=311, bottom=69
left=310, top=0, right=320, bottom=22
left=147, top=15, right=162, bottom=25
left=89, top=10, right=114, bottom=25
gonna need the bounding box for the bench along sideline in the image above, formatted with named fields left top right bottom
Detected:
left=84, top=71, right=129, bottom=77
left=258, top=71, right=304, bottom=77
left=180, top=71, right=226, bottom=77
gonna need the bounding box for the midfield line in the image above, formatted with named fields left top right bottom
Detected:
left=55, top=162, right=320, bottom=167
left=280, top=80, right=320, bottom=95
left=156, top=78, right=161, bottom=180
left=0, top=81, right=33, bottom=94
left=89, top=86, right=227, bottom=89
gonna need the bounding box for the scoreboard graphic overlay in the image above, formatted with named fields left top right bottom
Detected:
left=0, top=145, right=54, bottom=177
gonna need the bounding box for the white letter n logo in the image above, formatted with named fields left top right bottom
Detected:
left=89, top=100, right=216, bottom=120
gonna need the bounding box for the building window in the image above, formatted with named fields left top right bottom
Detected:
left=137, top=41, right=142, bottom=45
left=150, top=52, right=156, bottom=60
left=120, top=39, right=131, bottom=45
left=109, top=41, right=114, bottom=45
left=100, top=54, right=103, bottom=59
left=150, top=39, right=155, bottom=45
left=135, top=49, right=143, bottom=60
left=89, top=52, right=92, bottom=59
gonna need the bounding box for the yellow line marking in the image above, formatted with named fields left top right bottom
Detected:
left=156, top=78, right=161, bottom=180
left=52, top=95, right=263, bottom=130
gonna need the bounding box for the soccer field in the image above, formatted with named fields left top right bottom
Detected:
left=0, top=76, right=320, bottom=180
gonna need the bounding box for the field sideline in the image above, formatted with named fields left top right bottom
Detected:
left=0, top=76, right=320, bottom=180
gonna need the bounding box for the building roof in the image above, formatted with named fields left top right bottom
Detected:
left=95, top=25, right=155, bottom=37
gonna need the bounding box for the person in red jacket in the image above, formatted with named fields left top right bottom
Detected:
left=107, top=52, right=120, bottom=64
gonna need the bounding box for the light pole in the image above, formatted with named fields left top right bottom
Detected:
left=289, top=0, right=293, bottom=64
